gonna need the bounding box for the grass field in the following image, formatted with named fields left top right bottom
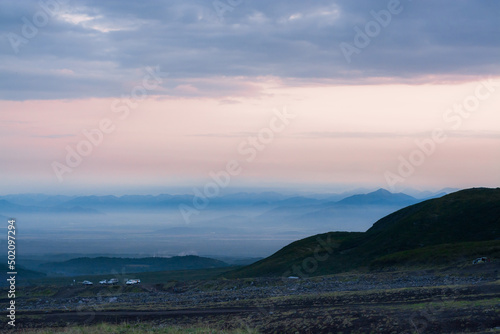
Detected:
left=17, top=323, right=258, bottom=334
left=370, top=240, right=500, bottom=269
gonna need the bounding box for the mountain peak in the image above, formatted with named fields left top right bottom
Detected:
left=371, top=188, right=392, bottom=195
left=336, top=188, right=417, bottom=206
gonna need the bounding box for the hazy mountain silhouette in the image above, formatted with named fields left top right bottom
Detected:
left=228, top=187, right=500, bottom=278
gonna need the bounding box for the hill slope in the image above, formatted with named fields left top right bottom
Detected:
left=340, top=187, right=500, bottom=261
left=0, top=265, right=46, bottom=286
left=228, top=188, right=500, bottom=278
left=226, top=232, right=363, bottom=278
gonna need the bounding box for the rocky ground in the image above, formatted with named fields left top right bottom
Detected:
left=5, top=263, right=500, bottom=333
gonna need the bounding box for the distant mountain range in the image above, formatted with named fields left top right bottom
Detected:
left=228, top=187, right=500, bottom=278
left=40, top=255, right=229, bottom=276
left=0, top=199, right=100, bottom=214
left=0, top=188, right=455, bottom=215
left=2, top=187, right=491, bottom=281
left=251, top=188, right=426, bottom=231
left=335, top=188, right=418, bottom=206
left=0, top=188, right=459, bottom=251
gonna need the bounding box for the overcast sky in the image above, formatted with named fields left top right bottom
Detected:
left=0, top=0, right=499, bottom=195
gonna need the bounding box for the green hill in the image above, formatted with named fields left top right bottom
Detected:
left=338, top=187, right=500, bottom=263
left=228, top=187, right=500, bottom=278
left=42, top=255, right=228, bottom=276
left=0, top=265, right=46, bottom=286
left=226, top=231, right=363, bottom=278
left=370, top=240, right=500, bottom=269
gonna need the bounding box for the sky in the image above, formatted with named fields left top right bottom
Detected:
left=0, top=0, right=499, bottom=195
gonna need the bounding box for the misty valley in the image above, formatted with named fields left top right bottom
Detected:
left=1, top=188, right=432, bottom=260
left=1, top=188, right=499, bottom=334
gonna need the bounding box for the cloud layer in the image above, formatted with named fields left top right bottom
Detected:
left=1, top=0, right=499, bottom=100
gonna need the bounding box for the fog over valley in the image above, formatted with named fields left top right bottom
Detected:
left=0, top=188, right=451, bottom=259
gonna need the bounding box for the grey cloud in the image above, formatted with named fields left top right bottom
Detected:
left=0, top=0, right=498, bottom=100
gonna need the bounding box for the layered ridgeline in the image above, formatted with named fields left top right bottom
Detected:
left=228, top=188, right=500, bottom=278
left=41, top=255, right=228, bottom=276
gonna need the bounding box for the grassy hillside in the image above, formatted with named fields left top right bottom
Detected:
left=370, top=240, right=500, bottom=269
left=0, top=264, right=46, bottom=279
left=226, top=232, right=362, bottom=278
left=228, top=188, right=500, bottom=278
left=0, top=264, right=47, bottom=287
left=340, top=187, right=500, bottom=262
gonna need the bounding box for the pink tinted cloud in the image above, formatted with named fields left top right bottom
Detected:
left=0, top=77, right=499, bottom=192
